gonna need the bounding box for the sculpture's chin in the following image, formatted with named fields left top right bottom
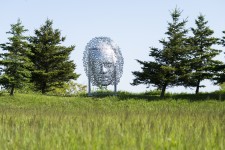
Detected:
left=95, top=78, right=113, bottom=86
left=100, top=83, right=110, bottom=86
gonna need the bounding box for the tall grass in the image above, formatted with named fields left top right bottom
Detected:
left=0, top=93, right=224, bottom=149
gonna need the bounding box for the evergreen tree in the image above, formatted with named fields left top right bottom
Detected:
left=28, top=19, right=79, bottom=94
left=222, top=31, right=225, bottom=46
left=0, top=19, right=32, bottom=95
left=215, top=31, right=225, bottom=84
left=185, top=15, right=222, bottom=94
left=132, top=8, right=189, bottom=98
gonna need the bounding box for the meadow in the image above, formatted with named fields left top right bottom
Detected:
left=0, top=92, right=224, bottom=149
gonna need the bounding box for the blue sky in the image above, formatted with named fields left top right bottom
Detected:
left=1, top=0, right=225, bottom=93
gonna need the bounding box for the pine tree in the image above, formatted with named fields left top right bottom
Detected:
left=132, top=8, right=189, bottom=98
left=185, top=14, right=222, bottom=94
left=28, top=19, right=79, bottom=94
left=215, top=31, right=225, bottom=84
left=222, top=31, right=225, bottom=46
left=0, top=19, right=32, bottom=95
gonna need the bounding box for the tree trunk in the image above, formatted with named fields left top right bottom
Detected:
left=10, top=84, right=15, bottom=96
left=41, top=82, right=46, bottom=94
left=195, top=79, right=201, bottom=94
left=160, top=85, right=167, bottom=98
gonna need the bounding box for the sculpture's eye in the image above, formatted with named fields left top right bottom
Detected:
left=104, top=63, right=113, bottom=68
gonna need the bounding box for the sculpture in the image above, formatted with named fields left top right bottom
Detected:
left=83, top=37, right=123, bottom=95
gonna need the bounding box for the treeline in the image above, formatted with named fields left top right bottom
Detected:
left=1, top=8, right=225, bottom=97
left=132, top=8, right=225, bottom=98
left=0, top=19, right=80, bottom=95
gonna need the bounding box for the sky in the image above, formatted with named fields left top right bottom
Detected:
left=1, top=0, right=225, bottom=93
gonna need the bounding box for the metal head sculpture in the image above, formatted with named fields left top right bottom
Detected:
left=83, top=37, right=123, bottom=95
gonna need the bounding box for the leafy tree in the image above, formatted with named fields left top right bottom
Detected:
left=49, top=80, right=86, bottom=96
left=0, top=19, right=32, bottom=95
left=28, top=19, right=79, bottom=94
left=132, top=8, right=189, bottom=98
left=219, top=82, right=225, bottom=91
left=185, top=15, right=222, bottom=94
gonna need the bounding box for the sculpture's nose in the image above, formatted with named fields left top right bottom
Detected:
left=102, top=66, right=107, bottom=73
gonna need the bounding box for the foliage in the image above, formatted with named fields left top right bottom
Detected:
left=0, top=93, right=224, bottom=149
left=28, top=19, right=79, bottom=94
left=219, top=82, right=225, bottom=91
left=0, top=19, right=32, bottom=95
left=221, top=30, right=225, bottom=46
left=132, top=8, right=189, bottom=98
left=184, top=14, right=222, bottom=94
left=48, top=80, right=86, bottom=96
left=215, top=31, right=225, bottom=84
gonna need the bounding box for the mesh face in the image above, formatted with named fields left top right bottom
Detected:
left=83, top=37, right=124, bottom=87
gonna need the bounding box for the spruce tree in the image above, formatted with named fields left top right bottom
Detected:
left=215, top=31, right=225, bottom=84
left=132, top=8, right=189, bottom=98
left=222, top=31, right=225, bottom=46
left=185, top=15, right=222, bottom=94
left=0, top=19, right=32, bottom=95
left=28, top=19, right=79, bottom=94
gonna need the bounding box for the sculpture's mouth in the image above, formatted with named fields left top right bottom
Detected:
left=97, top=76, right=113, bottom=86
left=101, top=77, right=111, bottom=82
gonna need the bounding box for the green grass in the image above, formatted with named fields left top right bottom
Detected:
left=0, top=93, right=224, bottom=149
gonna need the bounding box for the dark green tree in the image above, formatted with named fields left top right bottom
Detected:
left=132, top=8, right=189, bottom=98
left=215, top=31, right=225, bottom=84
left=222, top=31, right=225, bottom=46
left=28, top=19, right=79, bottom=94
left=185, top=14, right=222, bottom=94
left=0, top=19, right=32, bottom=95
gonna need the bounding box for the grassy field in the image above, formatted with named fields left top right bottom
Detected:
left=0, top=92, right=224, bottom=149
